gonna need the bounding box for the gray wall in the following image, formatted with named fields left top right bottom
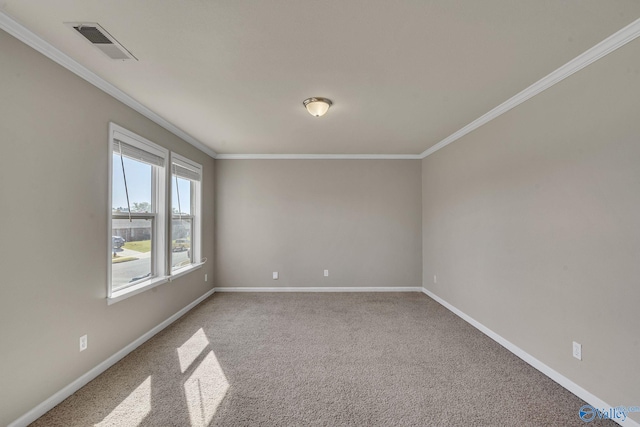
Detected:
left=422, top=38, right=640, bottom=419
left=215, top=160, right=422, bottom=288
left=3, top=12, right=638, bottom=425
left=0, top=30, right=215, bottom=426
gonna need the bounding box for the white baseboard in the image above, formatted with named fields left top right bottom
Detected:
left=8, top=288, right=216, bottom=427
left=421, top=288, right=639, bottom=427
left=15, top=286, right=633, bottom=426
left=214, top=286, right=422, bottom=292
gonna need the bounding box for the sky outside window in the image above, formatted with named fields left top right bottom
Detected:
left=112, top=154, right=152, bottom=212
left=172, top=176, right=192, bottom=215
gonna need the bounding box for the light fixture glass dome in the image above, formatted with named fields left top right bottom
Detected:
left=303, top=97, right=332, bottom=117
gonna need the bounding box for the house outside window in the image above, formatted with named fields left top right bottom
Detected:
left=171, top=153, right=203, bottom=272
left=109, top=123, right=168, bottom=301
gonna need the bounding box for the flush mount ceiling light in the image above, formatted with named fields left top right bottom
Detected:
left=303, top=97, right=332, bottom=117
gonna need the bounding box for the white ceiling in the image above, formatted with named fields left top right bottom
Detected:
left=3, top=1, right=640, bottom=155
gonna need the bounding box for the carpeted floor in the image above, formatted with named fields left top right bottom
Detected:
left=32, top=293, right=614, bottom=426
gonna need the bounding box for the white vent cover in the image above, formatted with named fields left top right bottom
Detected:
left=65, top=22, right=137, bottom=61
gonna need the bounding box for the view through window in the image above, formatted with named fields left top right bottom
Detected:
left=171, top=155, right=202, bottom=272
left=111, top=153, right=155, bottom=291
left=109, top=125, right=167, bottom=297
left=172, top=175, right=193, bottom=269
left=109, top=124, right=202, bottom=301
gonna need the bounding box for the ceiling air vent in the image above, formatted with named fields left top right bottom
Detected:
left=65, top=22, right=137, bottom=61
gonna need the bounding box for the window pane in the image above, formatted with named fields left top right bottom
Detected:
left=172, top=218, right=193, bottom=269
left=112, top=218, right=153, bottom=290
left=112, top=154, right=153, bottom=213
left=172, top=176, right=192, bottom=215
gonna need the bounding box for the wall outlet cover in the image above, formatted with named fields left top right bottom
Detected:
left=573, top=341, right=582, bottom=360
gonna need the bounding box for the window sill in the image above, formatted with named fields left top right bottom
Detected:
left=108, top=276, right=169, bottom=305
left=169, top=262, right=204, bottom=281
left=107, top=263, right=205, bottom=305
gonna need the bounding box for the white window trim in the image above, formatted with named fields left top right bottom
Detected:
left=169, top=261, right=205, bottom=282
left=108, top=122, right=169, bottom=303
left=170, top=152, right=203, bottom=275
left=107, top=277, right=169, bottom=305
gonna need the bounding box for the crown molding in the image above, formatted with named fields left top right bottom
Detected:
left=215, top=153, right=422, bottom=160
left=3, top=8, right=639, bottom=162
left=419, top=17, right=640, bottom=159
left=0, top=10, right=217, bottom=159
left=219, top=17, right=640, bottom=161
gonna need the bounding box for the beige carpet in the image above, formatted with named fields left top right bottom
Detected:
left=32, top=293, right=614, bottom=426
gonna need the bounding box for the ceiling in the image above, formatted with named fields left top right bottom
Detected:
left=3, top=1, right=640, bottom=155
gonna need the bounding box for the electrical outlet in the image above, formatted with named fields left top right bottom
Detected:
left=205, top=273, right=208, bottom=282
left=273, top=272, right=278, bottom=280
left=573, top=341, right=582, bottom=360
left=434, top=275, right=437, bottom=284
left=79, top=335, right=88, bottom=352
left=324, top=270, right=329, bottom=277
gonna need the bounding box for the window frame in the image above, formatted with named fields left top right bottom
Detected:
left=108, top=123, right=169, bottom=304
left=170, top=152, right=203, bottom=278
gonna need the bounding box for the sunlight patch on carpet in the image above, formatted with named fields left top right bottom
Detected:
left=184, top=351, right=229, bottom=427
left=177, top=328, right=210, bottom=373
left=95, top=376, right=151, bottom=426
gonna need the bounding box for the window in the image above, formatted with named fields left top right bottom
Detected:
left=171, top=153, right=202, bottom=273
left=109, top=123, right=168, bottom=301
left=107, top=124, right=206, bottom=303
